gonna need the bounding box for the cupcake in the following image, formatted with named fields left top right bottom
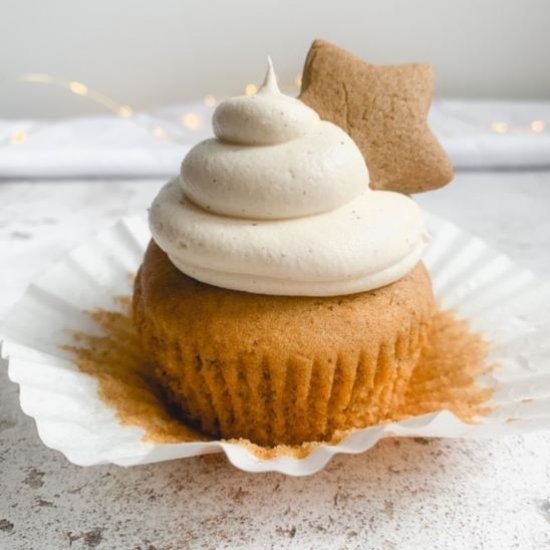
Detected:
left=133, top=60, right=435, bottom=446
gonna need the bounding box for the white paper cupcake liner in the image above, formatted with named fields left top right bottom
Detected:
left=2, top=212, right=550, bottom=476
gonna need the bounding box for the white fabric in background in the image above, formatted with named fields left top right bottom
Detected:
left=0, top=100, right=549, bottom=179
left=431, top=100, right=550, bottom=169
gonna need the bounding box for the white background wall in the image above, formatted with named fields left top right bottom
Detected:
left=1, top=0, right=549, bottom=119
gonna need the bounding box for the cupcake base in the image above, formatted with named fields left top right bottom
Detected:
left=133, top=240, right=435, bottom=447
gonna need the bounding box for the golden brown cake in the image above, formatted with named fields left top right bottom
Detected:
left=133, top=240, right=435, bottom=446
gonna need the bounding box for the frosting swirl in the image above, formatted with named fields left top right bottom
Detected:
left=150, top=60, right=428, bottom=296
left=180, top=59, right=368, bottom=219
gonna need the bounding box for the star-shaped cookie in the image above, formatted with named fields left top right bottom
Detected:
left=300, top=40, right=453, bottom=194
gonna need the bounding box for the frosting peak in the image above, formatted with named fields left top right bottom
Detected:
left=257, top=56, right=279, bottom=95
left=212, top=57, right=319, bottom=146
left=150, top=60, right=428, bottom=297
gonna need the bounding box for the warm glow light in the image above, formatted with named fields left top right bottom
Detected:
left=9, top=73, right=135, bottom=118
left=10, top=131, right=28, bottom=145
left=117, top=105, right=134, bottom=118
left=245, top=84, right=258, bottom=96
left=531, top=120, right=545, bottom=133
left=20, top=73, right=53, bottom=83
left=181, top=113, right=202, bottom=129
left=491, top=122, right=509, bottom=134
left=294, top=74, right=302, bottom=88
left=69, top=81, right=89, bottom=95
left=153, top=126, right=169, bottom=139
left=204, top=94, right=217, bottom=107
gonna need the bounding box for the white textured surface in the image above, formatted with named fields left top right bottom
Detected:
left=1, top=173, right=550, bottom=548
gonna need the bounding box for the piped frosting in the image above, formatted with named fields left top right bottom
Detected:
left=149, top=60, right=428, bottom=296
left=180, top=58, right=368, bottom=220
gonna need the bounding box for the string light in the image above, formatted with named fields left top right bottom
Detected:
left=1, top=73, right=154, bottom=138
left=68, top=81, right=89, bottom=96
left=181, top=113, right=202, bottom=129
left=10, top=131, right=28, bottom=145
left=117, top=105, right=134, bottom=118
left=1, top=72, right=208, bottom=143
left=203, top=95, right=217, bottom=107
left=491, top=122, right=509, bottom=134
left=153, top=126, right=169, bottom=139
left=531, top=120, right=545, bottom=133
left=19, top=73, right=53, bottom=84
left=6, top=71, right=546, bottom=149
left=490, top=120, right=547, bottom=135
left=244, top=84, right=258, bottom=96
left=4, top=73, right=135, bottom=118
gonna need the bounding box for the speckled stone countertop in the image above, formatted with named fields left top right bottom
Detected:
left=1, top=173, right=549, bottom=550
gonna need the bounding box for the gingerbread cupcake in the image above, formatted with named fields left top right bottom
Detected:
left=134, top=59, right=436, bottom=446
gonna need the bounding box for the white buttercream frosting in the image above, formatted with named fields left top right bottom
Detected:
left=181, top=60, right=368, bottom=220
left=149, top=59, right=428, bottom=296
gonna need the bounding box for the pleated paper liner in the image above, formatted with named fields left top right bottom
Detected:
left=2, top=213, right=550, bottom=475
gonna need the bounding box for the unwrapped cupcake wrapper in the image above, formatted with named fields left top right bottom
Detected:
left=2, top=212, right=550, bottom=476
left=139, top=323, right=426, bottom=447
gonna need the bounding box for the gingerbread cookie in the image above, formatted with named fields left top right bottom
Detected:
left=300, top=40, right=453, bottom=194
